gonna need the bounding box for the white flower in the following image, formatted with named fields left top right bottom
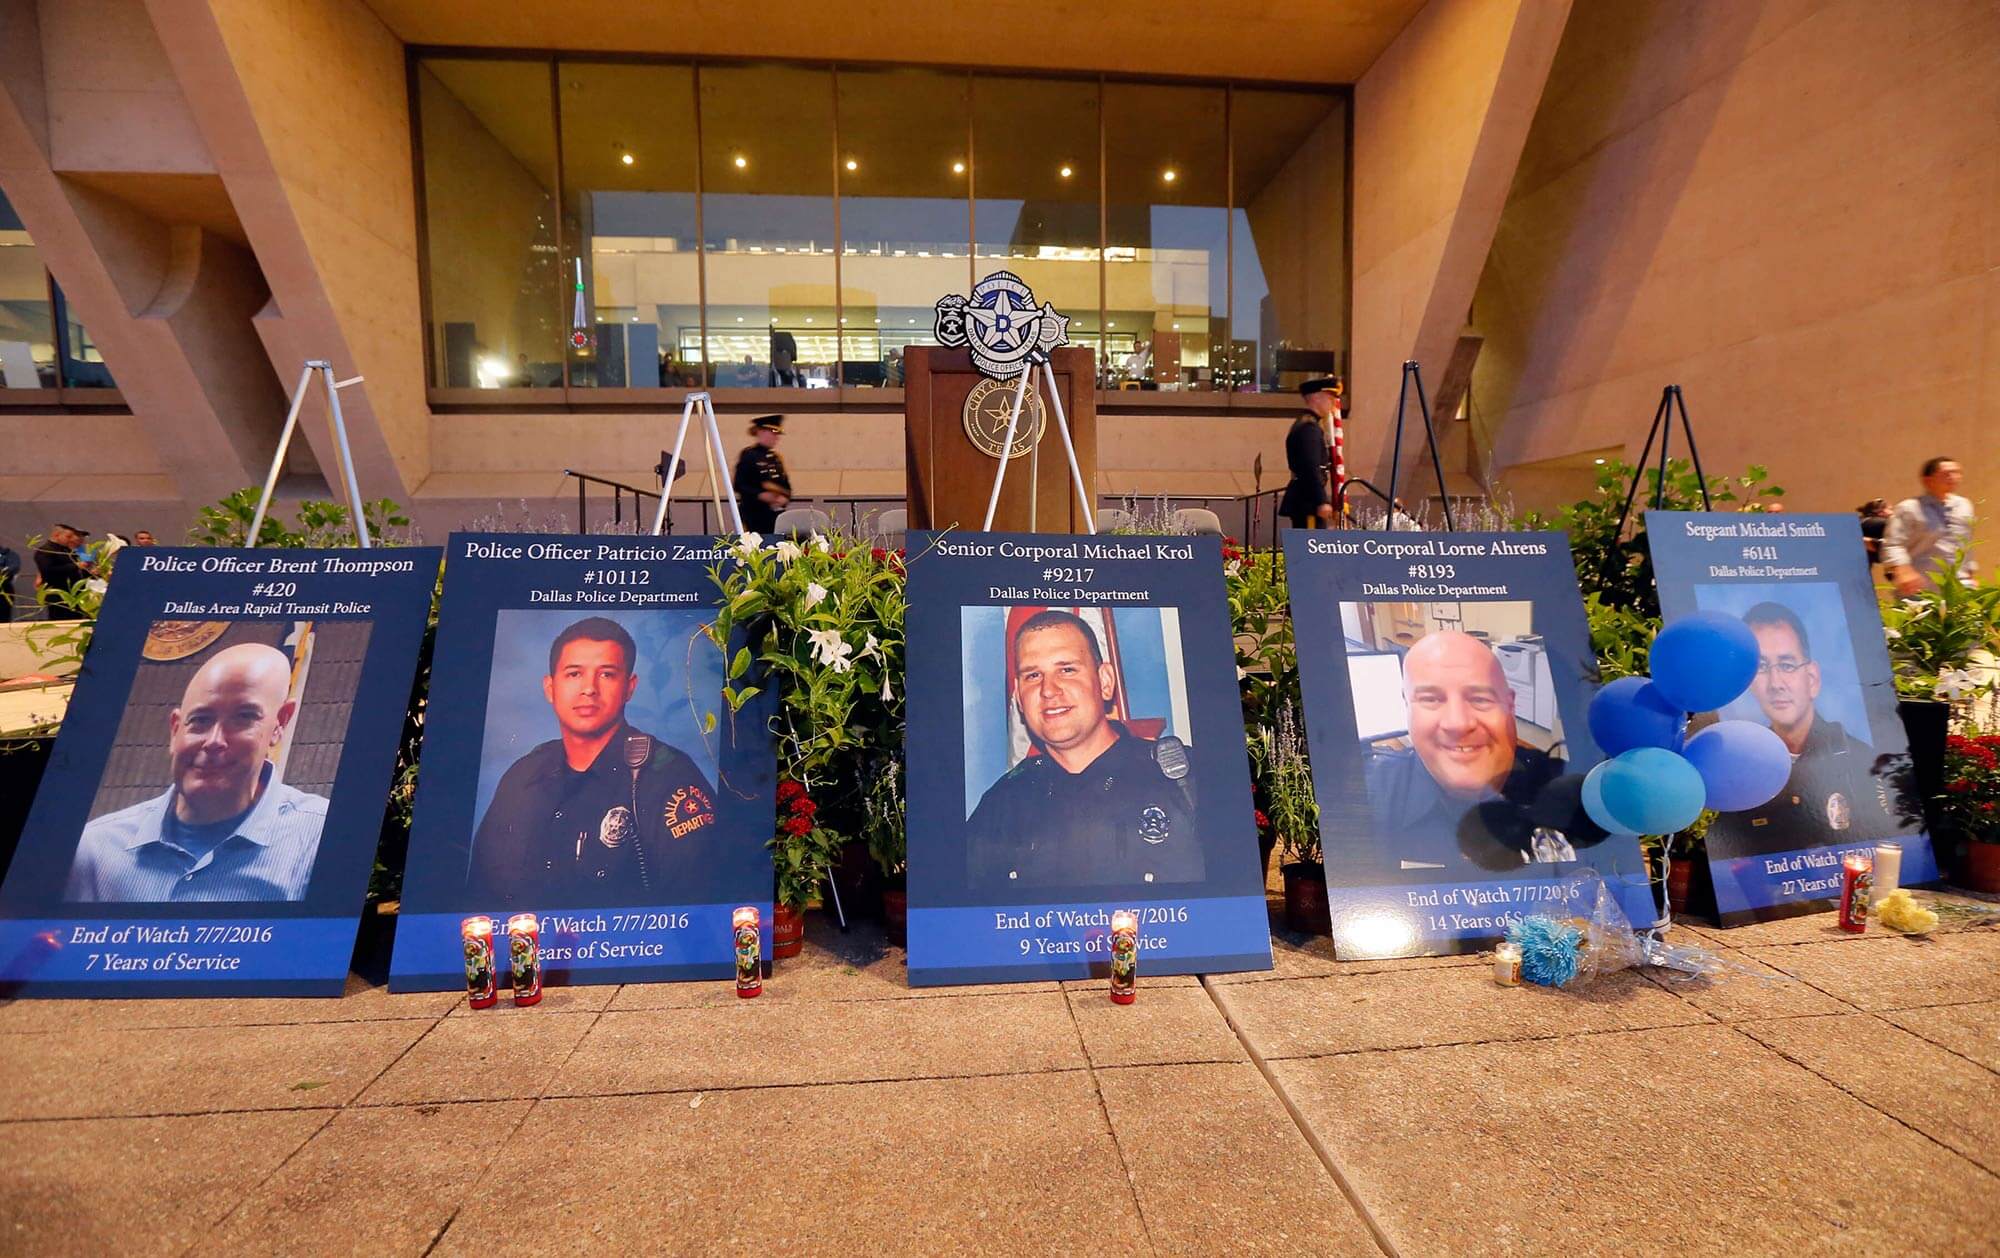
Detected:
left=1934, top=668, right=1981, bottom=701
left=1237, top=665, right=1249, bottom=681
left=803, top=581, right=829, bottom=610
left=84, top=578, right=109, bottom=596
left=775, top=539, right=804, bottom=563
left=1881, top=627, right=1901, bottom=640
left=1225, top=559, right=1242, bottom=579
left=810, top=532, right=832, bottom=554
left=732, top=531, right=763, bottom=558
left=858, top=631, right=882, bottom=661
left=806, top=627, right=854, bottom=673
left=880, top=672, right=894, bottom=702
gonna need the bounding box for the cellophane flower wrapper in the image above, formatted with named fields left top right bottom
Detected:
left=1507, top=871, right=1728, bottom=988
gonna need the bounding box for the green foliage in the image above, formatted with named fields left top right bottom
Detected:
left=189, top=488, right=413, bottom=549
left=1937, top=732, right=2000, bottom=841
left=1249, top=701, right=1319, bottom=864
left=1584, top=594, right=1654, bottom=682
left=707, top=531, right=906, bottom=908
left=1880, top=552, right=2000, bottom=703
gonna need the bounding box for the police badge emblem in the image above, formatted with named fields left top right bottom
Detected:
left=1826, top=792, right=1851, bottom=831
left=934, top=271, right=1070, bottom=381
left=1139, top=805, right=1170, bottom=844
left=598, top=805, right=635, bottom=849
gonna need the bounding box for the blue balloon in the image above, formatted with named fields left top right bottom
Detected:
left=1598, top=747, right=1707, bottom=835
left=1682, top=720, right=1792, bottom=811
left=1649, top=610, right=1761, bottom=713
left=1587, top=676, right=1686, bottom=755
left=1582, top=762, right=1640, bottom=835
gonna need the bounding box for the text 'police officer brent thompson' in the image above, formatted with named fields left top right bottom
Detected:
left=965, top=610, right=1203, bottom=891
left=466, top=617, right=717, bottom=907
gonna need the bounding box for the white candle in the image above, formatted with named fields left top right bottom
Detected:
left=1872, top=843, right=1903, bottom=903
left=1493, top=942, right=1522, bottom=987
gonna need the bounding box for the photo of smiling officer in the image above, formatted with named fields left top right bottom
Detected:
left=965, top=609, right=1203, bottom=892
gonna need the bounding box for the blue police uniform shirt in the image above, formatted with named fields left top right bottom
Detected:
left=64, top=762, right=328, bottom=904
left=1361, top=744, right=1594, bottom=877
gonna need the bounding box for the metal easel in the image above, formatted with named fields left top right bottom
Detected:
left=649, top=391, right=746, bottom=537
left=247, top=359, right=372, bottom=548
left=1382, top=359, right=1456, bottom=532
left=979, top=355, right=1097, bottom=534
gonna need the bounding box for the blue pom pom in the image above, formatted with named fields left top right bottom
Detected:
left=1507, top=915, right=1584, bottom=987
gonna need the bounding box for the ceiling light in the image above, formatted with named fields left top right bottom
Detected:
left=1059, top=165, right=1073, bottom=179
left=1108, top=321, right=1116, bottom=328
left=735, top=316, right=744, bottom=322
left=805, top=316, right=814, bottom=323
left=733, top=154, right=748, bottom=169
left=952, top=160, right=965, bottom=174
left=839, top=316, right=847, bottom=324
left=620, top=153, right=634, bottom=166
left=1594, top=457, right=1606, bottom=465
left=1162, top=168, right=1177, bottom=183
left=845, top=158, right=858, bottom=172
left=1171, top=322, right=1180, bottom=330
left=873, top=317, right=880, bottom=323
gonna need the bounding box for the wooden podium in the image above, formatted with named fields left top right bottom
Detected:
left=904, top=345, right=1096, bottom=533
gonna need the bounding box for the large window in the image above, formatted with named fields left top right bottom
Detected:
left=413, top=56, right=1345, bottom=402
left=0, top=191, right=114, bottom=391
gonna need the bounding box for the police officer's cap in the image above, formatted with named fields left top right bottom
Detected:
left=749, top=415, right=784, bottom=434
left=1299, top=377, right=1341, bottom=398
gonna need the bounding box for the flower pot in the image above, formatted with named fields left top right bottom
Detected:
left=1899, top=699, right=1950, bottom=832
left=1666, top=860, right=1693, bottom=915
left=880, top=887, right=908, bottom=946
left=1280, top=861, right=1331, bottom=936
left=1962, top=840, right=2000, bottom=895
left=1257, top=831, right=1279, bottom=887
left=773, top=903, right=805, bottom=958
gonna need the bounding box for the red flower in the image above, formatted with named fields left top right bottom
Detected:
left=784, top=814, right=814, bottom=836
left=1948, top=735, right=1975, bottom=752
left=1985, top=802, right=1998, bottom=813
left=792, top=796, right=817, bottom=818
left=1979, top=734, right=2000, bottom=749
left=871, top=547, right=887, bottom=562
left=1948, top=778, right=1976, bottom=793
left=777, top=779, right=805, bottom=803
left=1254, top=809, right=1270, bottom=831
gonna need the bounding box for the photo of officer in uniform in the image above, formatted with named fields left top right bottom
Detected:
left=1712, top=600, right=1896, bottom=857
left=1346, top=603, right=1595, bottom=875
left=466, top=615, right=718, bottom=905
left=964, top=608, right=1203, bottom=891
left=66, top=640, right=330, bottom=903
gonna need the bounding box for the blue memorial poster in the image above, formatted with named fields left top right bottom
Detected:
left=903, top=531, right=1271, bottom=986
left=1648, top=512, right=1937, bottom=924
left=389, top=534, right=775, bottom=991
left=0, top=546, right=441, bottom=997
left=1283, top=530, right=1652, bottom=957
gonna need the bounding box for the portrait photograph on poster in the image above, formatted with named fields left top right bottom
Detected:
left=1284, top=531, right=1653, bottom=957
left=1648, top=512, right=1937, bottom=924
left=904, top=531, right=1270, bottom=986
left=0, top=547, right=441, bottom=997
left=390, top=534, right=775, bottom=991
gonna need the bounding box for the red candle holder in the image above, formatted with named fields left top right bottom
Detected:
left=1109, top=909, right=1138, bottom=1004
left=1838, top=855, right=1873, bottom=933
left=461, top=915, right=497, bottom=1009
left=733, top=907, right=762, bottom=998
left=506, top=913, right=542, bottom=1006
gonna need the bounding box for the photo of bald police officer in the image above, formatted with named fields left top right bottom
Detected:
left=467, top=615, right=717, bottom=905
left=1363, top=627, right=1588, bottom=873
left=1717, top=600, right=1895, bottom=857
left=965, top=608, right=1203, bottom=890
left=66, top=641, right=327, bottom=903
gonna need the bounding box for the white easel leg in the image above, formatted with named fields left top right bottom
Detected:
left=980, top=363, right=1035, bottom=532
left=319, top=364, right=372, bottom=549
left=1040, top=368, right=1096, bottom=535
left=648, top=393, right=701, bottom=536
left=247, top=363, right=319, bottom=548
left=701, top=395, right=746, bottom=536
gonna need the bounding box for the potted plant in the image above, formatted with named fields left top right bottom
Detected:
left=1255, top=703, right=1327, bottom=935
left=1882, top=561, right=2000, bottom=853
left=772, top=779, right=837, bottom=955
left=864, top=758, right=908, bottom=944
left=1642, top=810, right=1714, bottom=919
left=1937, top=732, right=2000, bottom=893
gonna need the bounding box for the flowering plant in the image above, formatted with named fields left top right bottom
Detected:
left=708, top=531, right=905, bottom=908
left=1937, top=731, right=2000, bottom=842
left=1249, top=700, right=1319, bottom=864
left=1880, top=561, right=2000, bottom=705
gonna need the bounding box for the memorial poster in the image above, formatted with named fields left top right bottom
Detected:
left=1648, top=511, right=1937, bottom=924
left=1283, top=530, right=1652, bottom=957
left=389, top=534, right=774, bottom=991
left=904, top=531, right=1271, bottom=985
left=0, top=546, right=440, bottom=996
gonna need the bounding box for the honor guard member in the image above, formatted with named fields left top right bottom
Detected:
left=1713, top=602, right=1898, bottom=857
left=1364, top=631, right=1599, bottom=875
left=966, top=610, right=1203, bottom=890
left=1280, top=379, right=1339, bottom=529
left=732, top=415, right=792, bottom=534
left=467, top=616, right=718, bottom=906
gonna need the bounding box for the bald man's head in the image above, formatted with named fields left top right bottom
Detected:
left=1402, top=631, right=1519, bottom=797
left=168, top=643, right=298, bottom=824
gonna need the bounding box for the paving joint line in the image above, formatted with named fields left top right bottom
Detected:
left=1201, top=975, right=1400, bottom=1258
left=1062, top=985, right=1160, bottom=1256
left=1723, top=1022, right=2000, bottom=1182
left=177, top=1005, right=456, bottom=1254
left=1251, top=1014, right=1721, bottom=1064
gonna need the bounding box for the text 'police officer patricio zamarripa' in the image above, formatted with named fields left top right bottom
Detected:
left=467, top=616, right=717, bottom=907
left=966, top=610, right=1204, bottom=892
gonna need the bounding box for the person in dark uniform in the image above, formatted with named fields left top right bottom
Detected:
left=966, top=609, right=1203, bottom=891
left=467, top=616, right=718, bottom=907
left=1363, top=631, right=1598, bottom=874
left=33, top=522, right=93, bottom=620
left=1279, top=378, right=1339, bottom=529
left=1711, top=601, right=1897, bottom=858
left=732, top=415, right=792, bottom=535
